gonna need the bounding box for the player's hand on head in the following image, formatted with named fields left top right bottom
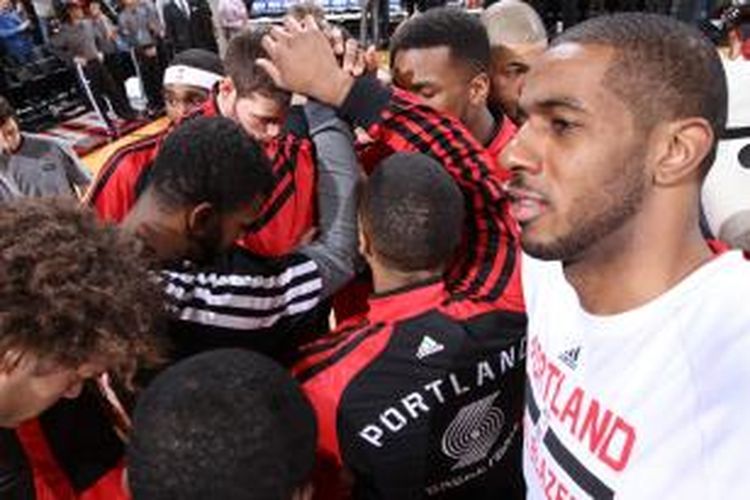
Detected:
left=257, top=15, right=353, bottom=106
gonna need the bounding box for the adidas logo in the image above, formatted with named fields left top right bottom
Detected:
left=416, top=335, right=445, bottom=359
left=558, top=346, right=581, bottom=370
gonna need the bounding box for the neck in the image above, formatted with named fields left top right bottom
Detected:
left=467, top=106, right=497, bottom=147
left=372, top=267, right=441, bottom=295
left=121, top=197, right=185, bottom=264
left=563, top=190, right=712, bottom=315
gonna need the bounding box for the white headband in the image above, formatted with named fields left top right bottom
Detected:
left=163, top=65, right=223, bottom=91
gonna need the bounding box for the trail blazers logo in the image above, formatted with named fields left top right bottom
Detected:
left=441, top=391, right=505, bottom=470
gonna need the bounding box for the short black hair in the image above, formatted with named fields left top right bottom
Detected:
left=224, top=28, right=291, bottom=104
left=149, top=116, right=274, bottom=213
left=127, top=349, right=317, bottom=500
left=389, top=7, right=491, bottom=74
left=554, top=13, right=727, bottom=171
left=361, top=152, right=465, bottom=273
left=0, top=95, right=15, bottom=124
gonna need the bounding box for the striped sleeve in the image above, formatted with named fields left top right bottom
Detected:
left=338, top=76, right=521, bottom=305
left=161, top=251, right=324, bottom=333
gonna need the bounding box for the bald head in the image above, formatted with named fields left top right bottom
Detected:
left=481, top=0, right=547, bottom=47
left=481, top=1, right=548, bottom=123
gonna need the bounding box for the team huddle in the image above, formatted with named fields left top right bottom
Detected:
left=1, top=3, right=749, bottom=500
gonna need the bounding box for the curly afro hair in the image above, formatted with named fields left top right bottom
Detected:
left=0, top=197, right=163, bottom=379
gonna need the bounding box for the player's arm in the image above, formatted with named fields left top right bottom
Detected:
left=298, top=100, right=360, bottom=298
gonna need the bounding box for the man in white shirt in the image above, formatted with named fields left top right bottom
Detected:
left=502, top=12, right=750, bottom=499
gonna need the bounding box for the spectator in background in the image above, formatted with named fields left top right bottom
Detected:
left=31, top=0, right=54, bottom=42
left=726, top=2, right=750, bottom=61
left=701, top=4, right=750, bottom=250
left=162, top=0, right=218, bottom=54
left=51, top=0, right=137, bottom=127
left=118, top=0, right=165, bottom=113
left=90, top=0, right=132, bottom=98
left=481, top=0, right=547, bottom=125
left=0, top=0, right=34, bottom=64
left=127, top=349, right=316, bottom=500
left=217, top=0, right=248, bottom=42
left=0, top=96, right=91, bottom=200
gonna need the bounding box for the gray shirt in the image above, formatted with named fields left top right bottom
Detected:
left=91, top=14, right=118, bottom=55
left=0, top=133, right=91, bottom=199
left=299, top=101, right=361, bottom=297
left=0, top=171, right=20, bottom=202
left=51, top=19, right=100, bottom=62
left=118, top=2, right=162, bottom=48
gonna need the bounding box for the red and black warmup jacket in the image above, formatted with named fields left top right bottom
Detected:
left=334, top=90, right=520, bottom=322
left=0, top=387, right=127, bottom=500
left=84, top=130, right=162, bottom=224
left=294, top=76, right=526, bottom=499
left=340, top=76, right=522, bottom=310
left=85, top=98, right=317, bottom=257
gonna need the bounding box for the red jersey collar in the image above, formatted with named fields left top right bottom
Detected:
left=201, top=92, right=220, bottom=117
left=367, top=278, right=447, bottom=323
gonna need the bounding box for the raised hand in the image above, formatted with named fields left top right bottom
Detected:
left=256, top=15, right=353, bottom=107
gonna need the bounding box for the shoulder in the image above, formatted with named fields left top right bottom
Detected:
left=88, top=133, right=164, bottom=201
left=703, top=250, right=750, bottom=290
left=101, top=132, right=163, bottom=171
left=226, top=245, right=315, bottom=271
left=16, top=134, right=64, bottom=160
left=284, top=105, right=310, bottom=138
left=295, top=320, right=390, bottom=394
left=165, top=247, right=320, bottom=287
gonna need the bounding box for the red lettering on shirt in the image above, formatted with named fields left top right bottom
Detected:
left=528, top=336, right=638, bottom=474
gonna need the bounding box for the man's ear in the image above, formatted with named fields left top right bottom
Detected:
left=650, top=117, right=714, bottom=186
left=0, top=350, right=23, bottom=375
left=217, top=77, right=236, bottom=101
left=357, top=215, right=371, bottom=258
left=186, top=202, right=217, bottom=237
left=468, top=72, right=491, bottom=107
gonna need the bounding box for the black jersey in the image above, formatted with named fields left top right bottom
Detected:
left=296, top=280, right=526, bottom=499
